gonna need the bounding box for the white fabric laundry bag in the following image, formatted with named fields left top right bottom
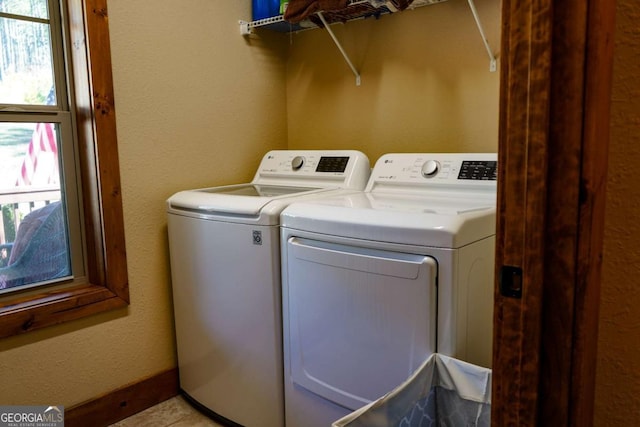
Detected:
left=332, top=354, right=492, bottom=427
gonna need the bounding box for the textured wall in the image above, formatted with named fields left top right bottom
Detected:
left=0, top=0, right=287, bottom=407
left=285, top=0, right=501, bottom=162
left=0, top=0, right=500, bottom=409
left=594, top=0, right=640, bottom=424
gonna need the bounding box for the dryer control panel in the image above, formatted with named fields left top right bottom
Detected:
left=366, top=153, right=497, bottom=193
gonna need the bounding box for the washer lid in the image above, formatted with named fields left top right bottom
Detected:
left=280, top=192, right=496, bottom=248
left=168, top=183, right=325, bottom=216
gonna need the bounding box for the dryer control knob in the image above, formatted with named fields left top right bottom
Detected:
left=291, top=156, right=305, bottom=170
left=421, top=160, right=440, bottom=178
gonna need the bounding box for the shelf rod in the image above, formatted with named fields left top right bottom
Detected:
left=467, top=0, right=497, bottom=72
left=316, top=12, right=362, bottom=86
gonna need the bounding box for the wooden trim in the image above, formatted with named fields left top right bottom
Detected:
left=570, top=0, right=616, bottom=424
left=492, top=0, right=553, bottom=424
left=65, top=368, right=179, bottom=427
left=493, top=0, right=616, bottom=425
left=0, top=0, right=129, bottom=337
left=537, top=0, right=589, bottom=423
left=82, top=0, right=129, bottom=298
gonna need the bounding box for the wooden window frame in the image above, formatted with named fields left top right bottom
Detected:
left=0, top=0, right=128, bottom=338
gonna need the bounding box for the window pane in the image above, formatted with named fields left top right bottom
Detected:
left=0, top=0, right=49, bottom=20
left=0, top=16, right=55, bottom=105
left=0, top=121, right=71, bottom=293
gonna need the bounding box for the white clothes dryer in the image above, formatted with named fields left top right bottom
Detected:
left=166, top=150, right=370, bottom=427
left=279, top=153, right=497, bottom=427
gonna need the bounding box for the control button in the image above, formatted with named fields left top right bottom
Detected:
left=291, top=156, right=305, bottom=170
left=421, top=160, right=440, bottom=178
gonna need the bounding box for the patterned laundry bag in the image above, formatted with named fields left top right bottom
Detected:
left=332, top=354, right=492, bottom=427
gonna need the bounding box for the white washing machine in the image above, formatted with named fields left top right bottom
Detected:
left=166, top=150, right=370, bottom=427
left=279, top=153, right=497, bottom=427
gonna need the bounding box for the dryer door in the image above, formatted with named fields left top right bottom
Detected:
left=285, top=237, right=437, bottom=410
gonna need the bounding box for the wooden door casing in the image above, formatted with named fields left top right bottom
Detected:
left=492, top=0, right=616, bottom=425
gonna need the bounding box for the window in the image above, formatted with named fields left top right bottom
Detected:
left=0, top=0, right=82, bottom=294
left=0, top=0, right=128, bottom=337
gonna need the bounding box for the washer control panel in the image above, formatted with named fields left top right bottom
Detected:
left=368, top=153, right=497, bottom=189
left=259, top=151, right=360, bottom=175
left=289, top=155, right=350, bottom=172
left=254, top=150, right=371, bottom=190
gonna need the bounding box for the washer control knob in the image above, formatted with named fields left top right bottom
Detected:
left=291, top=156, right=305, bottom=170
left=421, top=160, right=440, bottom=178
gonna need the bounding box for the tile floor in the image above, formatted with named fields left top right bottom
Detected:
left=109, top=395, right=224, bottom=427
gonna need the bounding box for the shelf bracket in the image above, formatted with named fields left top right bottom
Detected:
left=239, top=20, right=252, bottom=35
left=466, top=0, right=497, bottom=72
left=316, top=12, right=362, bottom=86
